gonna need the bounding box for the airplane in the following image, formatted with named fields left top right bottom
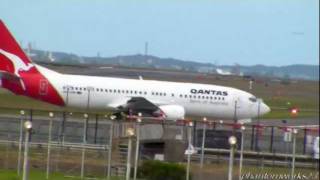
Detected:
left=0, top=20, right=270, bottom=121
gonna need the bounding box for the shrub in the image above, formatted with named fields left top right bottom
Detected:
left=138, top=160, right=191, bottom=180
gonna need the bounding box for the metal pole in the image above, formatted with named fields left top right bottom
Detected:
left=60, top=112, right=66, bottom=144
left=46, top=113, right=53, bottom=179
left=255, top=100, right=261, bottom=151
left=193, top=121, right=197, bottom=146
left=228, top=136, right=237, bottom=180
left=250, top=126, right=255, bottom=151
left=17, top=111, right=25, bottom=176
left=107, top=120, right=114, bottom=180
left=232, top=101, right=238, bottom=136
left=81, top=114, right=88, bottom=179
left=22, top=129, right=30, bottom=180
left=133, top=121, right=141, bottom=180
left=126, top=137, right=132, bottom=180
left=303, top=128, right=307, bottom=154
left=291, top=130, right=297, bottom=180
left=200, top=121, right=207, bottom=168
left=94, top=114, right=98, bottom=144
left=228, top=145, right=235, bottom=180
left=270, top=126, right=274, bottom=153
left=186, top=123, right=192, bottom=180
left=239, top=127, right=245, bottom=180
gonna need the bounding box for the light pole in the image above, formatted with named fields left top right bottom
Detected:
left=255, top=99, right=261, bottom=151
left=186, top=121, right=193, bottom=180
left=291, top=129, right=298, bottom=180
left=81, top=113, right=88, bottom=179
left=239, top=126, right=246, bottom=180
left=22, top=120, right=32, bottom=180
left=200, top=117, right=207, bottom=168
left=228, top=136, right=237, bottom=180
left=133, top=113, right=142, bottom=180
left=46, top=112, right=54, bottom=179
left=126, top=127, right=135, bottom=180
left=17, top=110, right=25, bottom=176
left=107, top=115, right=116, bottom=180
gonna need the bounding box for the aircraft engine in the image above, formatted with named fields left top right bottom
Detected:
left=158, top=105, right=185, bottom=121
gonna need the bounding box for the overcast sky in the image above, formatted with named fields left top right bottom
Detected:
left=0, top=0, right=318, bottom=66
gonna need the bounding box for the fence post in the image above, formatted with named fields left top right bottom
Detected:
left=270, top=126, right=274, bottom=153
left=17, top=110, right=25, bottom=176
left=46, top=112, right=54, bottom=179
left=94, top=114, right=99, bottom=144
left=81, top=114, right=88, bottom=179
left=107, top=118, right=114, bottom=179
left=303, top=128, right=307, bottom=154
left=60, top=112, right=66, bottom=144
left=250, top=125, right=255, bottom=151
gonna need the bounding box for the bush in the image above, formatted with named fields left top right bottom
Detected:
left=138, top=160, right=191, bottom=180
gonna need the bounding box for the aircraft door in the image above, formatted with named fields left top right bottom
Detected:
left=39, top=79, right=48, bottom=96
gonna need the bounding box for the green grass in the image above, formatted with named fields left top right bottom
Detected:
left=0, top=169, right=132, bottom=180
left=0, top=169, right=77, bottom=180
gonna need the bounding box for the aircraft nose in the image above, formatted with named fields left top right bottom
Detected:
left=260, top=102, right=271, bottom=115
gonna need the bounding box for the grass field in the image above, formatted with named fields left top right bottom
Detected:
left=0, top=170, right=128, bottom=180
left=0, top=170, right=78, bottom=180
left=0, top=144, right=318, bottom=180
left=0, top=165, right=318, bottom=180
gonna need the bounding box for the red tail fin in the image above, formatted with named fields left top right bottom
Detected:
left=0, top=20, right=65, bottom=106
left=0, top=20, right=34, bottom=76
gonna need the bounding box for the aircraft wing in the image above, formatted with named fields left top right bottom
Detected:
left=109, top=97, right=165, bottom=116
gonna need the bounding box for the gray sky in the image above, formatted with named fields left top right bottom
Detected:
left=0, top=0, right=319, bottom=66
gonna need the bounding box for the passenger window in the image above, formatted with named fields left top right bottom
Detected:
left=249, top=97, right=257, bottom=102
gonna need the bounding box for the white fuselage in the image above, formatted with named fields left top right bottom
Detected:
left=37, top=65, right=270, bottom=120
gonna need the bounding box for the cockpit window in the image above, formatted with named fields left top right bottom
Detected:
left=249, top=97, right=257, bottom=102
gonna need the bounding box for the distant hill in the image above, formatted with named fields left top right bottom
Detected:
left=28, top=49, right=319, bottom=81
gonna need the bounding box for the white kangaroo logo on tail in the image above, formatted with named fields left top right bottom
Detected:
left=0, top=48, right=34, bottom=90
